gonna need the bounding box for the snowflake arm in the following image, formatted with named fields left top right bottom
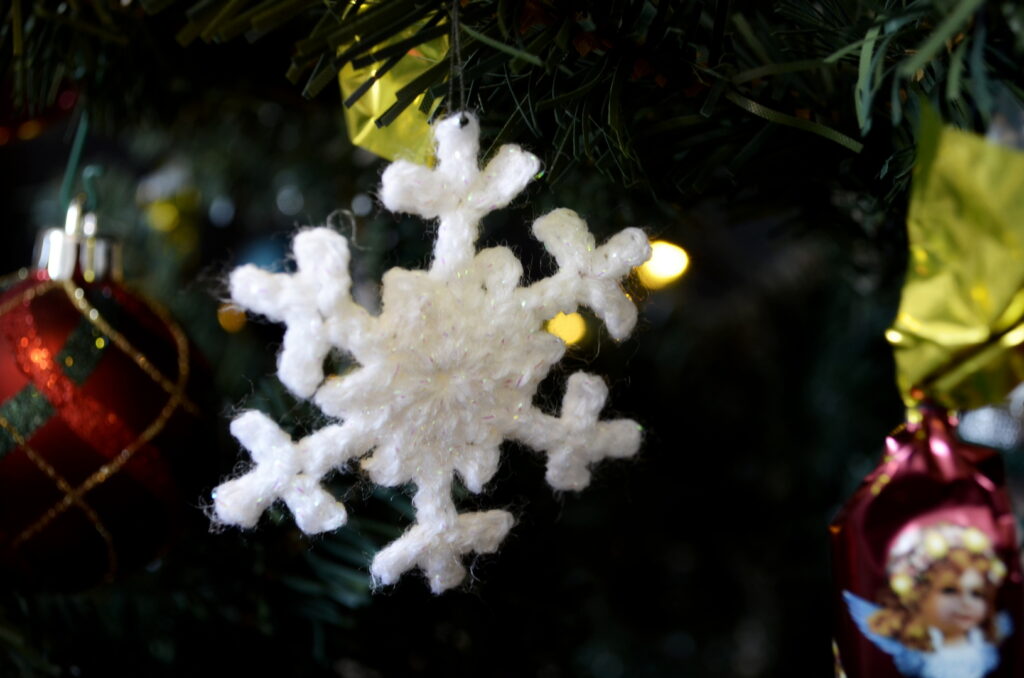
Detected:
left=229, top=263, right=328, bottom=398
left=524, top=208, right=651, bottom=339
left=230, top=228, right=371, bottom=397
left=380, top=114, right=541, bottom=276
left=511, top=373, right=643, bottom=491
left=370, top=473, right=515, bottom=593
left=372, top=508, right=515, bottom=594
left=213, top=411, right=364, bottom=533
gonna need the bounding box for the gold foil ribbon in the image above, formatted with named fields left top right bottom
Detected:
left=888, top=106, right=1024, bottom=411
left=338, top=15, right=447, bottom=164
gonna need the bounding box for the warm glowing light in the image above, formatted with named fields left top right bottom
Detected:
left=1003, top=325, right=1024, bottom=347
left=218, top=303, right=247, bottom=333
left=885, top=329, right=904, bottom=344
left=29, top=348, right=49, bottom=367
left=546, top=312, right=586, bottom=345
left=147, top=201, right=181, bottom=232
left=637, top=241, right=689, bottom=289
left=95, top=337, right=106, bottom=350
left=17, top=120, right=44, bottom=141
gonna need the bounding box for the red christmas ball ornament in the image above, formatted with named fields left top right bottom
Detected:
left=0, top=198, right=210, bottom=590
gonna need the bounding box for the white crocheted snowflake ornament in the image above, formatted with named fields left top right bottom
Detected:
left=213, top=113, right=650, bottom=593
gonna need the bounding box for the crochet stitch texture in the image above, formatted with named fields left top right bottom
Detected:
left=213, top=113, right=650, bottom=592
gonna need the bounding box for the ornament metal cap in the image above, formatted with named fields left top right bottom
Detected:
left=33, top=195, right=122, bottom=283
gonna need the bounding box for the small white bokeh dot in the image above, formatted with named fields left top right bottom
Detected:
left=351, top=193, right=373, bottom=217
left=209, top=196, right=236, bottom=227
left=276, top=185, right=304, bottom=216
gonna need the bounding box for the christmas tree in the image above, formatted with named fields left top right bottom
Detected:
left=2, top=1, right=1023, bottom=676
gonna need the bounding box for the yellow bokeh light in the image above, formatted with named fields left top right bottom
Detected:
left=218, top=303, right=247, bottom=333
left=17, top=120, right=43, bottom=141
left=637, top=241, right=689, bottom=290
left=546, top=312, right=586, bottom=345
left=146, top=201, right=181, bottom=232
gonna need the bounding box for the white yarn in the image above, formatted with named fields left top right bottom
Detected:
left=380, top=114, right=541, bottom=276
left=213, top=411, right=357, bottom=533
left=213, top=112, right=651, bottom=592
left=229, top=228, right=370, bottom=398
left=512, top=373, right=642, bottom=491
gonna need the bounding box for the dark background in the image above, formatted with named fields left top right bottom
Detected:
left=2, top=2, right=1022, bottom=676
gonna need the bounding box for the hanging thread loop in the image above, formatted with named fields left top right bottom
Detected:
left=448, top=0, right=468, bottom=126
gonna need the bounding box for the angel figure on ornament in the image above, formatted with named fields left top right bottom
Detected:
left=844, top=522, right=1013, bottom=678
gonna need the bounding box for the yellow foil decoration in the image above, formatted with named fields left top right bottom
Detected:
left=338, top=22, right=448, bottom=164
left=888, top=107, right=1024, bottom=410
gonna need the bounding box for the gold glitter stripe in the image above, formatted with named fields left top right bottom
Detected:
left=12, top=294, right=192, bottom=552
left=0, top=280, right=61, bottom=319
left=0, top=414, right=118, bottom=581
left=60, top=281, right=199, bottom=415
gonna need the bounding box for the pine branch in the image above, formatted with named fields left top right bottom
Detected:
left=4, top=1, right=1023, bottom=205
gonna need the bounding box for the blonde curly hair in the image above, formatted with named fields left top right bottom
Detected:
left=867, top=522, right=1006, bottom=652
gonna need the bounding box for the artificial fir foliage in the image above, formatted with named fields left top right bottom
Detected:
left=1, top=1, right=1023, bottom=677
left=5, top=1, right=1024, bottom=202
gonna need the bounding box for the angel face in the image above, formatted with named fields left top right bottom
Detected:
left=921, top=568, right=988, bottom=640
